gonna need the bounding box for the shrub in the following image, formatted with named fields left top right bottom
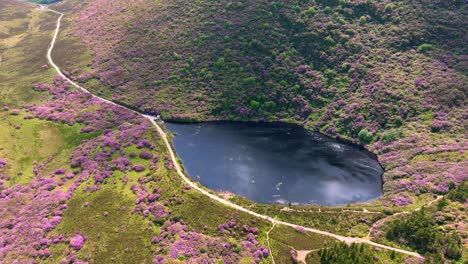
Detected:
left=359, top=16, right=367, bottom=24
left=10, top=109, right=20, bottom=116
left=448, top=181, right=456, bottom=190
left=383, top=207, right=394, bottom=215
left=447, top=181, right=467, bottom=202
left=358, top=129, right=373, bottom=143
left=132, top=164, right=146, bottom=172
left=381, top=130, right=402, bottom=144
left=437, top=198, right=448, bottom=210
left=430, top=120, right=452, bottom=132
left=241, top=77, right=256, bottom=87
left=384, top=3, right=396, bottom=12
left=0, top=159, right=7, bottom=168
left=393, top=117, right=403, bottom=127
left=80, top=126, right=95, bottom=133
left=70, top=234, right=86, bottom=250
left=139, top=150, right=153, bottom=160
left=249, top=100, right=260, bottom=110
left=214, top=57, right=225, bottom=69
left=302, top=7, right=316, bottom=17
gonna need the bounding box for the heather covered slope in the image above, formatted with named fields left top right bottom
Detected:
left=70, top=0, right=467, bottom=203
left=1, top=0, right=466, bottom=262
left=73, top=0, right=467, bottom=124
left=0, top=2, right=415, bottom=262
left=3, top=1, right=411, bottom=263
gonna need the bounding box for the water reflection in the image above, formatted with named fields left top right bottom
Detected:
left=166, top=122, right=383, bottom=205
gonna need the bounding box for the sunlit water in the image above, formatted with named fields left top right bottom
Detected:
left=165, top=122, right=383, bottom=206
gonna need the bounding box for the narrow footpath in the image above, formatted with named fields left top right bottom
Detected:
left=42, top=6, right=423, bottom=259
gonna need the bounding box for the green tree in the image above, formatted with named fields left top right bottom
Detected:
left=214, top=57, right=225, bottom=69
left=319, top=243, right=376, bottom=264
left=358, top=129, right=373, bottom=143
left=249, top=100, right=260, bottom=110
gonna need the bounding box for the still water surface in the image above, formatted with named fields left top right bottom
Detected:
left=166, top=122, right=383, bottom=206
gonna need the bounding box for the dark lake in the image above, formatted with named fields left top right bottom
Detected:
left=165, top=122, right=383, bottom=206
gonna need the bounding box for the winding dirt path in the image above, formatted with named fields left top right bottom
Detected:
left=41, top=6, right=423, bottom=259
left=266, top=223, right=276, bottom=264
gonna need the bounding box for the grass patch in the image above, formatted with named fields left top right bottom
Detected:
left=269, top=239, right=294, bottom=264
left=176, top=190, right=270, bottom=236
left=45, top=184, right=156, bottom=263
left=0, top=9, right=57, bottom=108
left=0, top=114, right=96, bottom=185
left=269, top=225, right=336, bottom=250
left=411, top=151, right=467, bottom=164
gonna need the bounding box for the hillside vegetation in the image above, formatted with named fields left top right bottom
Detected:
left=64, top=1, right=468, bottom=259
left=0, top=0, right=466, bottom=262
left=0, top=1, right=273, bottom=263
left=73, top=0, right=466, bottom=125
left=69, top=0, right=467, bottom=204
left=2, top=1, right=404, bottom=263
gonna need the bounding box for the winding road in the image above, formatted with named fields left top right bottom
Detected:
left=42, top=6, right=423, bottom=259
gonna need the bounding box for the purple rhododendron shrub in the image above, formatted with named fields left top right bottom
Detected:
left=139, top=150, right=153, bottom=160
left=390, top=193, right=413, bottom=207
left=0, top=159, right=7, bottom=169
left=10, top=109, right=20, bottom=116
left=53, top=168, right=67, bottom=175
left=132, top=164, right=146, bottom=172
left=70, top=234, right=86, bottom=250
